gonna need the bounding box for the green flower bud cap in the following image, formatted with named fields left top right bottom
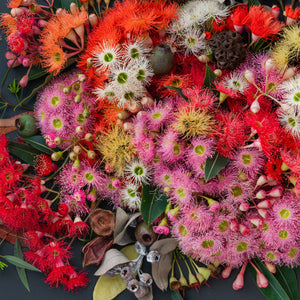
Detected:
left=150, top=43, right=174, bottom=75
left=15, top=114, right=38, bottom=137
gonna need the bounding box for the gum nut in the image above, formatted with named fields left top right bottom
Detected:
left=150, top=43, right=174, bottom=75
left=15, top=114, right=38, bottom=137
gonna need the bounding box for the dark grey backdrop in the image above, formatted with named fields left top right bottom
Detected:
left=0, top=1, right=297, bottom=299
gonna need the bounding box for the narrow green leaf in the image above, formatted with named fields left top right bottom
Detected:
left=202, top=64, right=216, bottom=88
left=60, top=0, right=81, bottom=10
left=27, top=66, right=47, bottom=81
left=164, top=85, right=188, bottom=101
left=2, top=255, right=41, bottom=272
left=205, top=152, right=228, bottom=182
left=23, top=135, right=54, bottom=155
left=275, top=266, right=298, bottom=300
left=248, top=259, right=290, bottom=300
left=14, top=240, right=30, bottom=292
left=171, top=290, right=183, bottom=300
left=247, top=0, right=260, bottom=6
left=8, top=142, right=41, bottom=165
left=141, top=185, right=168, bottom=226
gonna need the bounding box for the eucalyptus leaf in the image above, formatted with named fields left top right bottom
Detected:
left=205, top=152, right=228, bottom=182
left=248, top=259, right=290, bottom=300
left=294, top=266, right=300, bottom=274
left=141, top=185, right=169, bottom=226
left=247, top=0, right=260, bottom=6
left=23, top=135, right=54, bottom=155
left=93, top=245, right=139, bottom=300
left=171, top=290, right=184, bottom=300
left=59, top=0, right=82, bottom=10
left=14, top=239, right=30, bottom=292
left=8, top=142, right=41, bottom=166
left=275, top=266, right=298, bottom=300
left=28, top=66, right=47, bottom=81
left=2, top=255, right=41, bottom=272
left=164, top=85, right=188, bottom=101
left=202, top=64, right=216, bottom=88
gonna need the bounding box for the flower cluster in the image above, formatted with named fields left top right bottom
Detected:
left=0, top=135, right=89, bottom=291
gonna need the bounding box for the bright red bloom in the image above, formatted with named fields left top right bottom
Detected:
left=248, top=6, right=283, bottom=40
left=44, top=241, right=72, bottom=267
left=215, top=112, right=250, bottom=158
left=285, top=5, right=300, bottom=20
left=63, top=271, right=90, bottom=292
left=231, top=5, right=248, bottom=26
left=265, top=155, right=283, bottom=182
left=17, top=12, right=34, bottom=34
left=69, top=220, right=89, bottom=239
left=23, top=231, right=45, bottom=251
left=8, top=34, right=26, bottom=54
left=34, top=154, right=56, bottom=176
left=0, top=161, right=23, bottom=190
left=45, top=265, right=76, bottom=288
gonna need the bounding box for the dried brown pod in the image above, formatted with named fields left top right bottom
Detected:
left=89, top=208, right=115, bottom=236
left=82, top=236, right=113, bottom=267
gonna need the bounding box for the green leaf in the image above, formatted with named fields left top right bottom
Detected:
left=275, top=266, right=298, bottom=300
left=0, top=261, right=8, bottom=270
left=293, top=266, right=300, bottom=274
left=59, top=0, right=82, bottom=10
left=202, top=64, right=216, bottom=88
left=28, top=66, right=48, bottom=81
left=248, top=259, right=290, bottom=300
left=205, top=152, right=228, bottom=182
left=8, top=142, right=41, bottom=165
left=141, top=185, right=169, bottom=226
left=8, top=79, right=21, bottom=95
left=248, top=0, right=260, bottom=6
left=14, top=239, right=30, bottom=292
left=171, top=290, right=183, bottom=300
left=164, top=85, right=189, bottom=101
left=2, top=255, right=41, bottom=272
left=93, top=245, right=138, bottom=300
left=23, top=135, right=54, bottom=155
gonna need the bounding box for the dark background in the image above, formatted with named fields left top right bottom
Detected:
left=0, top=1, right=298, bottom=299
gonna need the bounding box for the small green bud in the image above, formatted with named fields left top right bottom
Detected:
left=51, top=151, right=63, bottom=161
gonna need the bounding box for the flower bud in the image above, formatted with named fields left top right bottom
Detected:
left=268, top=186, right=283, bottom=197
left=255, top=190, right=266, bottom=199
left=221, top=266, right=232, bottom=279
left=258, top=208, right=268, bottom=219
left=85, top=133, right=93, bottom=142
left=250, top=99, right=260, bottom=113
left=264, top=58, right=274, bottom=75
left=51, top=151, right=62, bottom=161
left=256, top=271, right=268, bottom=288
left=239, top=224, right=250, bottom=236
left=232, top=273, right=244, bottom=290
left=239, top=202, right=250, bottom=212
left=73, top=145, right=82, bottom=155
left=244, top=69, right=256, bottom=85
left=230, top=220, right=239, bottom=232
left=257, top=199, right=272, bottom=209
left=87, top=150, right=96, bottom=159
left=69, top=151, right=77, bottom=160
left=89, top=13, right=98, bottom=27
left=19, top=75, right=29, bottom=88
